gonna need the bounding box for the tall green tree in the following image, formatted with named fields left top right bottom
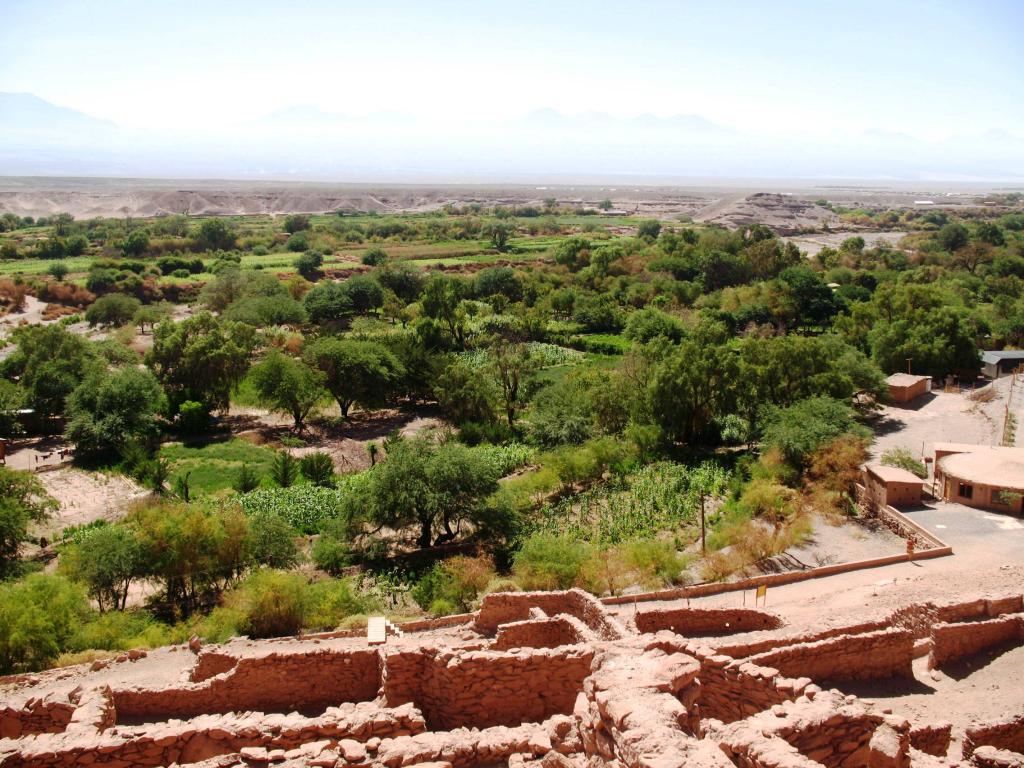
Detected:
left=146, top=312, right=256, bottom=414
left=0, top=467, right=57, bottom=578
left=650, top=341, right=739, bottom=444
left=304, top=337, right=404, bottom=418
left=0, top=325, right=100, bottom=417
left=66, top=367, right=166, bottom=457
left=249, top=351, right=326, bottom=431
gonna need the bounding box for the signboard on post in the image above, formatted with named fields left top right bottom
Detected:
left=755, top=584, right=767, bottom=606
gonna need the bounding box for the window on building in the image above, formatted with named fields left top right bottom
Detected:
left=958, top=483, right=973, bottom=500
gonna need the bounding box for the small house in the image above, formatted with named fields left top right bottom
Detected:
left=981, top=351, right=1024, bottom=379
left=885, top=373, right=931, bottom=404
left=863, top=464, right=923, bottom=508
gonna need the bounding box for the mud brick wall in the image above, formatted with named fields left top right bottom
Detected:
left=633, top=607, right=783, bottom=637
left=0, top=696, right=75, bottom=739
left=744, top=628, right=914, bottom=682
left=492, top=615, right=587, bottom=650
left=929, top=615, right=1024, bottom=668
left=112, top=647, right=381, bottom=721
left=0, top=701, right=423, bottom=768
left=475, top=589, right=623, bottom=639
left=964, top=715, right=1024, bottom=758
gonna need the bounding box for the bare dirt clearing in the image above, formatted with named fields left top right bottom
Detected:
left=31, top=467, right=146, bottom=535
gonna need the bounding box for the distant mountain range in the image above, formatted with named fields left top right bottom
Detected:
left=1, top=92, right=1022, bottom=181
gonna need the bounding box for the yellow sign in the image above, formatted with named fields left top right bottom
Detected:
left=755, top=584, right=767, bottom=604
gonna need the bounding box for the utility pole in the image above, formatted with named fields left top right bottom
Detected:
left=907, top=358, right=912, bottom=374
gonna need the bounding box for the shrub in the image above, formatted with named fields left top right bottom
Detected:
left=286, top=232, right=310, bottom=252
left=225, top=569, right=307, bottom=639
left=0, top=574, right=89, bottom=673
left=881, top=447, right=927, bottom=479
left=233, top=463, right=261, bottom=493
left=270, top=451, right=299, bottom=488
left=305, top=578, right=373, bottom=630
left=362, top=247, right=388, bottom=266
left=299, top=451, right=335, bottom=487
left=512, top=534, right=587, bottom=590
left=283, top=214, right=311, bottom=234
left=294, top=250, right=323, bottom=280
left=412, top=555, right=496, bottom=613
left=85, top=294, right=141, bottom=327
left=176, top=400, right=210, bottom=435
left=48, top=262, right=69, bottom=281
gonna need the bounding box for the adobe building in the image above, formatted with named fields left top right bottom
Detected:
left=934, top=443, right=1024, bottom=514
left=863, top=464, right=923, bottom=508
left=885, top=373, right=932, bottom=404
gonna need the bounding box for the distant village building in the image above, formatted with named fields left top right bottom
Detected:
left=885, top=373, right=931, bottom=404
left=981, top=350, right=1024, bottom=379
left=863, top=464, right=923, bottom=508
left=933, top=443, right=1024, bottom=514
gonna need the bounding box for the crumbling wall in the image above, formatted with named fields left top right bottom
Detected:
left=0, top=701, right=423, bottom=768
left=0, top=695, right=75, bottom=739
left=383, top=645, right=595, bottom=730
left=633, top=607, right=783, bottom=637
left=112, top=647, right=381, bottom=721
left=190, top=650, right=239, bottom=682
left=709, top=692, right=908, bottom=768
left=929, top=615, right=1024, bottom=668
left=575, top=644, right=734, bottom=768
left=475, top=589, right=624, bottom=639
left=688, top=648, right=809, bottom=723
left=964, top=715, right=1024, bottom=759
left=909, top=721, right=952, bottom=757
left=744, top=628, right=914, bottom=682
left=492, top=615, right=588, bottom=650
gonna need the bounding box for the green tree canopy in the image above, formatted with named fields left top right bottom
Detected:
left=249, top=351, right=326, bottom=430
left=66, top=367, right=165, bottom=457
left=146, top=311, right=256, bottom=414
left=303, top=337, right=405, bottom=418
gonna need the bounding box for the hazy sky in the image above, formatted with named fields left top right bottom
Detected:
left=2, top=0, right=1022, bottom=141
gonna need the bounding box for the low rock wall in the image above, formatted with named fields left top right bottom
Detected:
left=383, top=645, right=595, bottom=730
left=632, top=607, right=783, bottom=637
left=475, top=589, right=623, bottom=639
left=929, top=615, right=1024, bottom=668
left=0, top=696, right=75, bottom=739
left=965, top=715, right=1024, bottom=758
left=0, top=702, right=422, bottom=768
left=492, top=615, right=588, bottom=651
left=744, top=629, right=914, bottom=682
left=112, top=647, right=381, bottom=721
left=687, top=647, right=809, bottom=723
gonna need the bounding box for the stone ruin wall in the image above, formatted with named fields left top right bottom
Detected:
left=964, top=715, right=1024, bottom=760
left=491, top=616, right=589, bottom=651
left=743, top=628, right=916, bottom=682
left=3, top=590, right=1024, bottom=768
left=929, top=614, right=1024, bottom=669
left=382, top=646, right=595, bottom=730
left=630, top=606, right=783, bottom=636
left=473, top=589, right=624, bottom=639
left=112, top=647, right=382, bottom=722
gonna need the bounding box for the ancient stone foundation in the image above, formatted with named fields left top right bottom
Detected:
left=2, top=589, right=1023, bottom=768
